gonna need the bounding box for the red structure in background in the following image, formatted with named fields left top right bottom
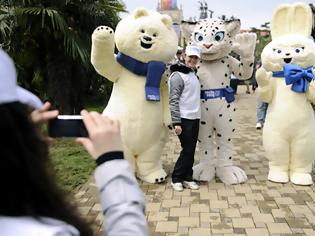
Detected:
left=161, top=0, right=178, bottom=10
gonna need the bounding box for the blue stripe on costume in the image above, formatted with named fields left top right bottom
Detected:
left=116, top=52, right=166, bottom=101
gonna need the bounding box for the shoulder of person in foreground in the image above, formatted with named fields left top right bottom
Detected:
left=76, top=110, right=148, bottom=236
left=0, top=216, right=79, bottom=236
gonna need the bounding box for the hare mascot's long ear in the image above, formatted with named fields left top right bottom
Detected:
left=271, top=3, right=313, bottom=39
left=271, top=4, right=291, bottom=39
left=290, top=2, right=313, bottom=37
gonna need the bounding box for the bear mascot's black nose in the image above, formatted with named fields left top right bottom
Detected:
left=143, top=36, right=152, bottom=41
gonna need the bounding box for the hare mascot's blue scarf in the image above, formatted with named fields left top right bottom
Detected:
left=116, top=52, right=166, bottom=101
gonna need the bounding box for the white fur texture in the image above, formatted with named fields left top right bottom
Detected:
left=115, top=9, right=176, bottom=63
left=256, top=2, right=315, bottom=185
left=91, top=8, right=178, bottom=183
left=188, top=18, right=256, bottom=184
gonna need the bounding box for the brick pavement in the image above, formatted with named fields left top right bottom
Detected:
left=74, top=86, right=315, bottom=236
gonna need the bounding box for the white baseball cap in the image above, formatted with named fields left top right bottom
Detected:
left=0, top=48, right=43, bottom=109
left=185, top=46, right=201, bottom=58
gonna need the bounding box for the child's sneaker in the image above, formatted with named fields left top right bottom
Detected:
left=171, top=182, right=184, bottom=192
left=256, top=122, right=263, bottom=129
left=183, top=181, right=199, bottom=190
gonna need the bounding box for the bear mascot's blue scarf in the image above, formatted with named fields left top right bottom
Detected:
left=116, top=52, right=166, bottom=101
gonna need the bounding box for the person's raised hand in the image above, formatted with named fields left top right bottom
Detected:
left=76, top=110, right=123, bottom=160
left=31, top=102, right=59, bottom=124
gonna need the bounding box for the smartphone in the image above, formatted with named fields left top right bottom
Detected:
left=48, top=115, right=88, bottom=137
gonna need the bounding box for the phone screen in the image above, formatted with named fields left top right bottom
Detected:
left=48, top=115, right=88, bottom=137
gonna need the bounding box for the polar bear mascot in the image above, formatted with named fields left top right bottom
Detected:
left=256, top=2, right=315, bottom=185
left=91, top=8, right=178, bottom=183
left=188, top=18, right=256, bottom=185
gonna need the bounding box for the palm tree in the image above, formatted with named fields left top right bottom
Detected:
left=0, top=0, right=125, bottom=113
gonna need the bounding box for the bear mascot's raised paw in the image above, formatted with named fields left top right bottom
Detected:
left=184, top=18, right=256, bottom=185
left=256, top=2, right=315, bottom=185
left=91, top=8, right=178, bottom=183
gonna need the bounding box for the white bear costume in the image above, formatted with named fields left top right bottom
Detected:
left=91, top=8, right=177, bottom=183
left=188, top=19, right=256, bottom=185
left=256, top=2, right=315, bottom=185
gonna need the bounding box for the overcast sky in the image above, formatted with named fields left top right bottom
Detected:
left=120, top=0, right=313, bottom=29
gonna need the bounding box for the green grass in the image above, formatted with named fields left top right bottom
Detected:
left=86, top=104, right=104, bottom=113
left=50, top=139, right=95, bottom=192
left=48, top=104, right=105, bottom=192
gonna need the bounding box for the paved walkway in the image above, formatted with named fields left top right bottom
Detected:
left=74, top=86, right=315, bottom=236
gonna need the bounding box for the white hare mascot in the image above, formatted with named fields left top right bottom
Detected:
left=91, top=8, right=178, bottom=183
left=256, top=2, right=315, bottom=185
left=189, top=18, right=256, bottom=184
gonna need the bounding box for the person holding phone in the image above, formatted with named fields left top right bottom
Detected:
left=0, top=48, right=148, bottom=235
left=168, top=46, right=201, bottom=192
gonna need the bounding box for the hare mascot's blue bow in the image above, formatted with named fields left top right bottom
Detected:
left=273, top=64, right=314, bottom=93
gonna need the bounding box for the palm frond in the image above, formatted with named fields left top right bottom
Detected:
left=15, top=7, right=67, bottom=31
left=45, top=8, right=67, bottom=31
left=63, top=29, right=90, bottom=66
left=101, top=0, right=126, bottom=11
left=0, top=8, right=13, bottom=42
left=0, top=19, right=12, bottom=39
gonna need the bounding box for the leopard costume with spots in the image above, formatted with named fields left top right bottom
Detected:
left=190, top=18, right=256, bottom=185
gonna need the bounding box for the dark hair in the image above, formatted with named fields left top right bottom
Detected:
left=0, top=102, right=92, bottom=235
left=310, top=4, right=315, bottom=40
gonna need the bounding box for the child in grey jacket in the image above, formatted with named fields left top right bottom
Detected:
left=168, top=46, right=201, bottom=192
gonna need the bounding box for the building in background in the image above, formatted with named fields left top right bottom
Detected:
left=157, top=0, right=183, bottom=24
left=157, top=0, right=183, bottom=44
